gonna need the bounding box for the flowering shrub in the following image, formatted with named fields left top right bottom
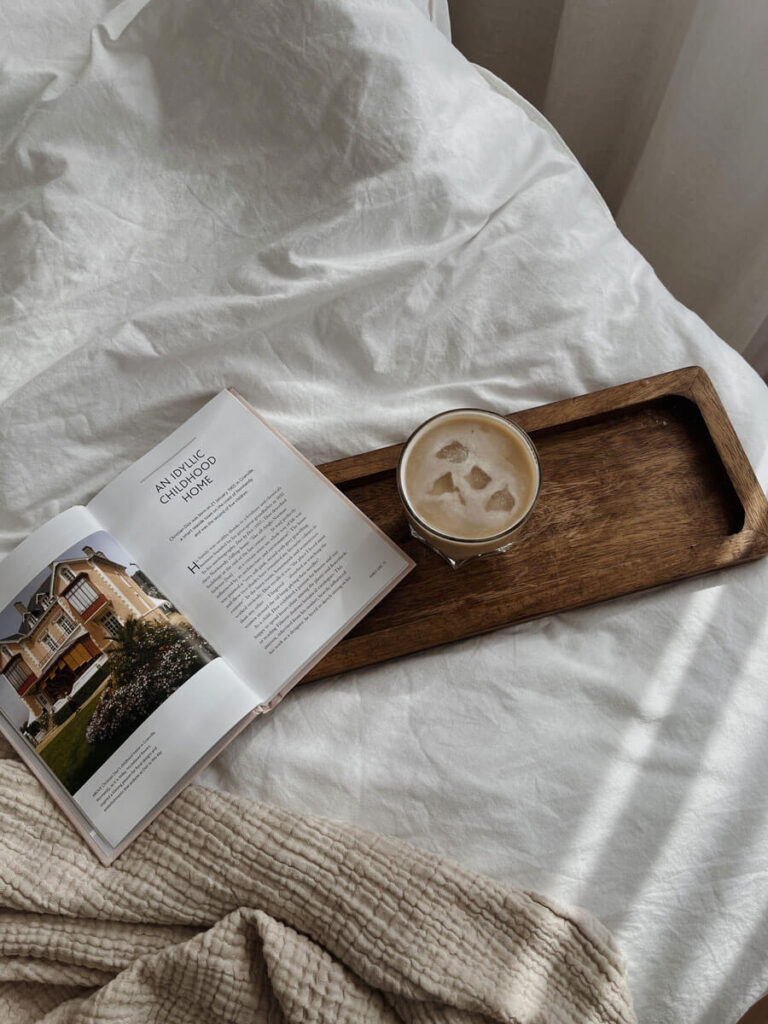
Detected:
left=107, top=619, right=192, bottom=689
left=86, top=635, right=203, bottom=745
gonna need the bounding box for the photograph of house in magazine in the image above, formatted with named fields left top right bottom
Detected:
left=0, top=390, right=413, bottom=861
left=0, top=531, right=216, bottom=795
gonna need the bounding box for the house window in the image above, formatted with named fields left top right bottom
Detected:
left=38, top=595, right=51, bottom=609
left=100, top=612, right=122, bottom=638
left=66, top=577, right=99, bottom=614
left=60, top=566, right=76, bottom=583
left=5, top=660, right=29, bottom=691
left=56, top=615, right=75, bottom=637
left=41, top=632, right=58, bottom=654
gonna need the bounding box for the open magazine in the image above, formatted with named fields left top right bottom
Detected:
left=0, top=390, right=413, bottom=863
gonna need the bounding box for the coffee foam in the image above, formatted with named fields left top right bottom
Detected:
left=402, top=412, right=539, bottom=540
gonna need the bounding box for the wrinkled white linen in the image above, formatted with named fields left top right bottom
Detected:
left=0, top=2, right=767, bottom=1023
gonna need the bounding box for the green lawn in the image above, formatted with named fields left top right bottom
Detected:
left=38, top=690, right=127, bottom=795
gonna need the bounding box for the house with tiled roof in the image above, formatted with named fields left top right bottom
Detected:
left=0, top=545, right=169, bottom=738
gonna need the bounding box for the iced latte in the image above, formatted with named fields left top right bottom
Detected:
left=397, top=409, right=541, bottom=565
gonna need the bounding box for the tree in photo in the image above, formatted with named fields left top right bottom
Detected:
left=86, top=618, right=211, bottom=745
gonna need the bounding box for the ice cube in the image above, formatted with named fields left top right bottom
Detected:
left=436, top=440, right=469, bottom=463
left=485, top=487, right=516, bottom=512
left=429, top=472, right=458, bottom=495
left=465, top=465, right=491, bottom=490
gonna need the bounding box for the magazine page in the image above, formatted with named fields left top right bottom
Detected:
left=89, top=390, right=413, bottom=705
left=0, top=507, right=256, bottom=851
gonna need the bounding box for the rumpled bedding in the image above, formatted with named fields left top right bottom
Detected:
left=0, top=756, right=637, bottom=1024
left=0, top=1, right=767, bottom=1023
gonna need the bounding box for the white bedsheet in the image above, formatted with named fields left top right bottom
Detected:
left=1, top=2, right=767, bottom=1021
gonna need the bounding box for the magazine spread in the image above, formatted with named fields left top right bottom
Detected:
left=0, top=390, right=413, bottom=863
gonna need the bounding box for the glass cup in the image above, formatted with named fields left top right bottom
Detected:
left=396, top=408, right=541, bottom=568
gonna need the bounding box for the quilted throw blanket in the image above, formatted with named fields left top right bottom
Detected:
left=0, top=752, right=635, bottom=1024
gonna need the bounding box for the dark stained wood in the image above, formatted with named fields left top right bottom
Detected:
left=304, top=367, right=768, bottom=683
left=736, top=994, right=768, bottom=1024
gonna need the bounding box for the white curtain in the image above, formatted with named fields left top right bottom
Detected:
left=448, top=0, right=768, bottom=379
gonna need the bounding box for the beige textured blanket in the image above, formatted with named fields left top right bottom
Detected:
left=0, top=750, right=636, bottom=1023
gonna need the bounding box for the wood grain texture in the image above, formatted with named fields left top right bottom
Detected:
left=304, top=367, right=768, bottom=683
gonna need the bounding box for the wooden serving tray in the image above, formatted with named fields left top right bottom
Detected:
left=305, top=367, right=768, bottom=682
